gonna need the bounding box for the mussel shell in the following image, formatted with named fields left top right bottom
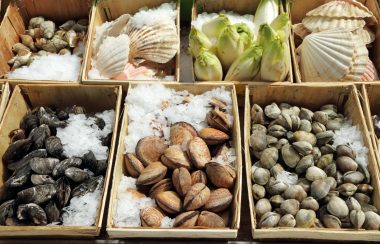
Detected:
left=31, top=174, right=55, bottom=185
left=30, top=157, right=59, bottom=175
left=4, top=163, right=32, bottom=188
left=45, top=201, right=60, bottom=223
left=45, top=136, right=63, bottom=158
left=8, top=149, right=47, bottom=171
left=2, top=139, right=33, bottom=164
left=0, top=200, right=16, bottom=225
left=71, top=175, right=103, bottom=198
left=18, top=203, right=47, bottom=225
left=29, top=124, right=51, bottom=149
left=52, top=157, right=82, bottom=177
left=65, top=167, right=90, bottom=183
left=17, top=184, right=57, bottom=205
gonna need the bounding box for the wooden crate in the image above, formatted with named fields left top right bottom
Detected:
left=106, top=82, right=242, bottom=239
left=81, top=0, right=180, bottom=85
left=191, top=0, right=294, bottom=84
left=0, top=82, right=10, bottom=123
left=0, top=0, right=91, bottom=84
left=244, top=84, right=380, bottom=241
left=289, top=0, right=380, bottom=83
left=0, top=84, right=122, bottom=237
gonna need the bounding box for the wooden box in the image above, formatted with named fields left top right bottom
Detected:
left=0, top=83, right=10, bottom=123
left=191, top=0, right=294, bottom=83
left=244, top=84, right=380, bottom=241
left=106, top=82, right=242, bottom=239
left=0, top=84, right=122, bottom=237
left=0, top=0, right=92, bottom=83
left=82, top=0, right=180, bottom=84
left=290, top=0, right=380, bottom=83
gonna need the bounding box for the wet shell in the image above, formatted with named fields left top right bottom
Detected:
left=0, top=200, right=15, bottom=225
left=183, top=183, right=210, bottom=211
left=127, top=22, right=178, bottom=64
left=71, top=175, right=103, bottom=198
left=5, top=163, right=31, bottom=188
left=350, top=209, right=365, bottom=229
left=205, top=162, right=236, bottom=188
left=31, top=174, right=55, bottom=185
left=327, top=196, right=349, bottom=218
left=140, top=207, right=164, bottom=227
left=45, top=201, right=60, bottom=223
left=204, top=188, right=233, bottom=212
left=172, top=167, right=192, bottom=197
left=336, top=144, right=355, bottom=159
left=3, top=138, right=32, bottom=164
left=281, top=144, right=300, bottom=168
left=250, top=129, right=267, bottom=152
left=149, top=178, right=173, bottom=198
left=252, top=167, right=270, bottom=186
left=199, top=128, right=229, bottom=145
left=306, top=0, right=374, bottom=19
left=52, top=157, right=82, bottom=177
left=259, top=211, right=280, bottom=228
left=124, top=153, right=145, bottom=178
left=302, top=16, right=365, bottom=32
left=45, top=136, right=63, bottom=158
left=279, top=214, right=296, bottom=227
left=65, top=167, right=90, bottom=183
left=197, top=211, right=225, bottom=228
left=295, top=209, right=316, bottom=228
left=191, top=170, right=207, bottom=185
left=170, top=122, right=198, bottom=147
left=174, top=211, right=199, bottom=227
left=40, top=20, right=55, bottom=39
left=260, top=147, right=278, bottom=169
left=136, top=136, right=168, bottom=166
left=187, top=137, right=211, bottom=169
left=284, top=185, right=307, bottom=202
left=156, top=191, right=182, bottom=215
left=29, top=125, right=51, bottom=149
left=137, top=161, right=167, bottom=185
left=29, top=157, right=59, bottom=175
left=337, top=183, right=357, bottom=197
left=17, top=184, right=56, bottom=204
left=207, top=109, right=232, bottom=133
left=346, top=197, right=362, bottom=211
left=280, top=199, right=300, bottom=216
left=322, top=214, right=341, bottom=229
left=310, top=179, right=330, bottom=200
left=161, top=145, right=192, bottom=170
left=363, top=211, right=380, bottom=230
left=17, top=203, right=47, bottom=226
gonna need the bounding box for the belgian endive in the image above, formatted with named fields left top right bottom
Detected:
left=253, top=0, right=279, bottom=36
left=217, top=25, right=245, bottom=70
left=202, top=13, right=230, bottom=40
left=194, top=49, right=223, bottom=81
left=189, top=27, right=214, bottom=57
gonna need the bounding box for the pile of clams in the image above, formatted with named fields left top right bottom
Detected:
left=0, top=106, right=109, bottom=226
left=124, top=98, right=237, bottom=228
left=250, top=103, right=380, bottom=230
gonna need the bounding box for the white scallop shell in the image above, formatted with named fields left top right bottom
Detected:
left=299, top=29, right=355, bottom=82
left=306, top=0, right=374, bottom=19
left=303, top=16, right=365, bottom=32
left=359, top=58, right=378, bottom=81
left=341, top=37, right=368, bottom=81
left=293, top=23, right=311, bottom=39
left=352, top=27, right=375, bottom=45
left=95, top=34, right=130, bottom=78
left=127, top=22, right=179, bottom=64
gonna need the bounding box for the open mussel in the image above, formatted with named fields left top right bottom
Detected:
left=71, top=175, right=103, bottom=198
left=55, top=177, right=71, bottom=209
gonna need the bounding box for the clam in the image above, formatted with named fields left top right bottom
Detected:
left=292, top=131, right=317, bottom=146
left=266, top=177, right=288, bottom=196
left=363, top=211, right=380, bottom=230
left=173, top=211, right=199, bottom=227
left=17, top=184, right=56, bottom=205
left=136, top=136, right=168, bottom=166
left=205, top=162, right=236, bottom=188
left=313, top=111, right=328, bottom=125
left=326, top=119, right=343, bottom=131
left=137, top=162, right=167, bottom=185
left=336, top=156, right=358, bottom=173
left=322, top=214, right=341, bottom=229
left=280, top=199, right=300, bottom=216
left=292, top=141, right=313, bottom=156
left=251, top=104, right=265, bottom=125
left=311, top=122, right=326, bottom=134
left=276, top=114, right=292, bottom=130
left=44, top=201, right=60, bottom=223
left=197, top=211, right=225, bottom=228
left=295, top=155, right=314, bottom=174
left=124, top=153, right=144, bottom=178
left=336, top=145, right=355, bottom=159
left=316, top=154, right=333, bottom=169
left=299, top=119, right=312, bottom=132
left=260, top=147, right=278, bottom=169
left=326, top=177, right=337, bottom=190
left=306, top=166, right=327, bottom=181
left=275, top=138, right=289, bottom=150
left=297, top=178, right=311, bottom=193
left=354, top=193, right=371, bottom=205
left=284, top=185, right=307, bottom=202
left=324, top=163, right=337, bottom=177
left=362, top=204, right=378, bottom=213
left=204, top=188, right=232, bottom=212
left=357, top=184, right=374, bottom=195
left=255, top=198, right=272, bottom=218
left=31, top=174, right=55, bottom=185
left=270, top=164, right=284, bottom=178
left=320, top=144, right=335, bottom=155
left=259, top=211, right=280, bottom=228
left=188, top=137, right=212, bottom=168
left=172, top=167, right=192, bottom=197
left=252, top=167, right=270, bottom=186
left=278, top=214, right=296, bottom=227
left=343, top=171, right=364, bottom=184
left=183, top=183, right=210, bottom=211
left=282, top=144, right=301, bottom=168
left=350, top=210, right=365, bottom=229
left=140, top=207, right=164, bottom=227
left=199, top=128, right=229, bottom=145
left=279, top=103, right=292, bottom=110
left=52, top=157, right=82, bottom=177
left=320, top=105, right=337, bottom=113
left=327, top=196, right=349, bottom=218
left=250, top=130, right=267, bottom=152
left=210, top=97, right=227, bottom=110
left=252, top=184, right=266, bottom=200
left=55, top=177, right=71, bottom=208
left=266, top=135, right=278, bottom=146
left=268, top=125, right=287, bottom=138
left=161, top=145, right=192, bottom=170
left=310, top=179, right=330, bottom=200
left=269, top=195, right=284, bottom=208
left=191, top=170, right=207, bottom=185
left=156, top=191, right=182, bottom=215
left=316, top=131, right=334, bottom=146
left=346, top=197, right=362, bottom=211
left=170, top=122, right=198, bottom=147
left=324, top=191, right=339, bottom=203
left=265, top=103, right=281, bottom=119
left=17, top=203, right=47, bottom=226
left=300, top=197, right=319, bottom=211
left=337, top=183, right=357, bottom=197
left=295, top=209, right=316, bottom=228
left=252, top=124, right=267, bottom=133
left=312, top=147, right=321, bottom=161
left=290, top=115, right=301, bottom=131
left=149, top=178, right=173, bottom=198
left=299, top=108, right=314, bottom=121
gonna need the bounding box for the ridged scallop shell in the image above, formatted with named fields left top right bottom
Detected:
left=306, top=0, right=374, bottom=19
left=303, top=16, right=365, bottom=32
left=353, top=27, right=375, bottom=45
left=293, top=23, right=311, bottom=39
left=299, top=29, right=355, bottom=82
left=360, top=59, right=379, bottom=81
left=95, top=34, right=130, bottom=78
left=341, top=35, right=368, bottom=81
left=127, top=22, right=179, bottom=64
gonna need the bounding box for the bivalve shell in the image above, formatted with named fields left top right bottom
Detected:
left=172, top=167, right=192, bottom=197
left=183, top=183, right=210, bottom=211
left=204, top=188, right=232, bottom=212
left=140, top=207, right=164, bottom=227
left=136, top=136, right=168, bottom=166
left=136, top=161, right=167, bottom=185
left=199, top=128, right=229, bottom=145
left=161, top=145, right=192, bottom=170
left=278, top=214, right=296, bottom=227
left=295, top=209, right=316, bottom=228
left=156, top=191, right=182, bottom=215
left=322, top=214, right=341, bottom=229
left=259, top=212, right=280, bottom=228
left=174, top=211, right=199, bottom=227
left=205, top=162, right=236, bottom=188
left=197, top=211, right=225, bottom=228
left=303, top=16, right=365, bottom=32
left=327, top=196, right=349, bottom=218
left=306, top=0, right=374, bottom=19
left=170, top=122, right=198, bottom=148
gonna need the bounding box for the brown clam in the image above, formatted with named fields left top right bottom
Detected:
left=292, top=131, right=317, bottom=146
left=207, top=109, right=232, bottom=132
left=172, top=167, right=192, bottom=197
left=155, top=191, right=182, bottom=215
left=251, top=104, right=265, bottom=125
left=136, top=136, right=168, bottom=166
left=210, top=97, right=227, bottom=110
left=173, top=211, right=199, bottom=227
left=124, top=153, right=144, bottom=178
left=183, top=183, right=210, bottom=211
left=197, top=211, right=225, bottom=228
left=169, top=122, right=198, bottom=147
left=149, top=178, right=173, bottom=198
left=336, top=156, right=358, bottom=173
left=205, top=162, right=236, bottom=188
left=204, top=188, right=233, bottom=212
left=199, top=128, right=229, bottom=146
left=187, top=137, right=211, bottom=169
left=191, top=170, right=207, bottom=185
left=140, top=207, right=164, bottom=227
left=136, top=162, right=167, bottom=185
left=161, top=145, right=192, bottom=170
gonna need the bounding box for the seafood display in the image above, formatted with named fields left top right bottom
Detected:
left=190, top=0, right=290, bottom=82
left=0, top=105, right=114, bottom=226
left=113, top=84, right=238, bottom=228
left=250, top=102, right=380, bottom=230
left=294, top=0, right=379, bottom=82
left=88, top=2, right=178, bottom=81
left=6, top=17, right=88, bottom=81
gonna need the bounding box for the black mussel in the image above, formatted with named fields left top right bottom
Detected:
left=45, top=136, right=63, bottom=158
left=2, top=139, right=32, bottom=164
left=83, top=151, right=96, bottom=167
left=30, top=157, right=59, bottom=175
left=8, top=149, right=47, bottom=171
left=71, top=175, right=103, bottom=198
left=17, top=203, right=47, bottom=225
left=17, top=184, right=56, bottom=205
left=101, top=133, right=112, bottom=147
left=57, top=110, right=69, bottom=120
left=20, top=113, right=39, bottom=134
left=4, top=163, right=32, bottom=188
left=55, top=177, right=71, bottom=209
left=31, top=174, right=55, bottom=185
left=38, top=107, right=66, bottom=128
left=9, top=129, right=26, bottom=143
left=52, top=157, right=82, bottom=177
left=95, top=116, right=105, bottom=130
left=83, top=151, right=107, bottom=175
left=44, top=201, right=60, bottom=223
left=29, top=124, right=51, bottom=149
left=0, top=200, right=16, bottom=225
left=64, top=167, right=89, bottom=183
left=94, top=160, right=107, bottom=175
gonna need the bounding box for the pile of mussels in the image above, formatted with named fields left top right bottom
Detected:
left=124, top=98, right=237, bottom=228
left=250, top=103, right=380, bottom=230
left=0, top=106, right=108, bottom=226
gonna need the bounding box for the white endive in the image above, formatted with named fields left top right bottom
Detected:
left=253, top=0, right=279, bottom=36
left=194, top=49, right=223, bottom=81
left=217, top=25, right=245, bottom=70
left=202, top=13, right=230, bottom=40
left=235, top=23, right=254, bottom=49
left=224, top=46, right=263, bottom=81
left=270, top=13, right=291, bottom=42
left=189, top=27, right=214, bottom=57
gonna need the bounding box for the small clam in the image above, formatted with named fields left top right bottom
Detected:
left=255, top=198, right=272, bottom=219
left=295, top=209, right=316, bottom=228
left=316, top=154, right=333, bottom=169
left=322, top=109, right=339, bottom=119
left=270, top=195, right=284, bottom=208
left=292, top=131, right=317, bottom=146
left=343, top=171, right=364, bottom=184
left=191, top=170, right=207, bottom=185
left=252, top=184, right=266, bottom=200
left=325, top=177, right=337, bottom=190
left=299, top=119, right=312, bottom=132
left=310, top=179, right=330, bottom=200
left=280, top=199, right=299, bottom=216
left=136, top=136, right=168, bottom=166
left=312, top=147, right=321, bottom=161
left=278, top=214, right=296, bottom=227
left=183, top=183, right=210, bottom=211
left=156, top=191, right=182, bottom=215
left=265, top=103, right=281, bottom=119
left=320, top=104, right=337, bottom=112
left=250, top=130, right=267, bottom=152
left=336, top=145, right=355, bottom=159
left=259, top=211, right=280, bottom=228
left=161, top=145, right=192, bottom=170
left=324, top=191, right=339, bottom=203
left=292, top=141, right=313, bottom=156
left=197, top=211, right=225, bottom=228
left=290, top=115, right=301, bottom=131
left=346, top=197, right=362, bottom=211
left=173, top=211, right=199, bottom=227
left=260, top=147, right=278, bottom=169
left=327, top=196, right=349, bottom=218
left=252, top=167, right=270, bottom=186
left=299, top=108, right=314, bottom=121
left=326, top=119, right=343, bottom=131
left=268, top=124, right=287, bottom=138
left=322, top=214, right=341, bottom=228
left=206, top=162, right=236, bottom=188
left=336, top=156, right=358, bottom=173
left=324, top=163, right=337, bottom=177
left=199, top=128, right=229, bottom=145
left=354, top=193, right=371, bottom=205
left=297, top=178, right=311, bottom=193
left=357, top=184, right=374, bottom=195
left=270, top=164, right=284, bottom=178
left=320, top=144, right=335, bottom=155
left=204, top=188, right=232, bottom=212
left=350, top=210, right=365, bottom=229
left=286, top=131, right=294, bottom=141
left=140, top=207, right=164, bottom=227
left=312, top=122, right=326, bottom=134
left=316, top=130, right=335, bottom=146
left=284, top=185, right=307, bottom=202
left=252, top=124, right=267, bottom=133
left=279, top=103, right=292, bottom=110
left=149, top=178, right=173, bottom=199
left=313, top=111, right=328, bottom=125
left=275, top=138, right=289, bottom=150
left=363, top=211, right=380, bottom=230
left=276, top=114, right=292, bottom=130
left=281, top=144, right=301, bottom=168
left=172, top=167, right=192, bottom=197
left=210, top=97, right=227, bottom=110
left=124, top=153, right=145, bottom=178
left=266, top=178, right=288, bottom=196
left=251, top=104, right=265, bottom=125
left=266, top=135, right=278, bottom=146
left=170, top=122, right=198, bottom=147
left=306, top=166, right=327, bottom=182
left=337, top=183, right=357, bottom=197
left=207, top=108, right=232, bottom=132
left=362, top=204, right=378, bottom=213
left=295, top=155, right=314, bottom=174
left=136, top=162, right=167, bottom=185
left=300, top=197, right=319, bottom=211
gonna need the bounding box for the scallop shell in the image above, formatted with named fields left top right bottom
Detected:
left=306, top=0, right=374, bottom=19
left=303, top=16, right=365, bottom=32
left=299, top=29, right=355, bottom=82
left=127, top=22, right=179, bottom=64
left=293, top=23, right=311, bottom=39
left=341, top=35, right=368, bottom=81
left=353, top=27, right=375, bottom=45
left=95, top=34, right=130, bottom=78
left=360, top=59, right=379, bottom=81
